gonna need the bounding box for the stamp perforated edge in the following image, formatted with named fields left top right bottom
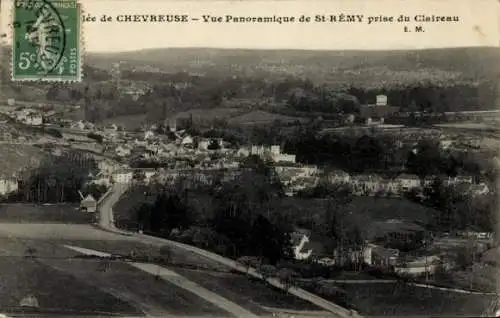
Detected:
left=9, top=0, right=84, bottom=83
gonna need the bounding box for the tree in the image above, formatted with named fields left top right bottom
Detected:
left=321, top=198, right=364, bottom=267
left=24, top=246, right=37, bottom=259
left=135, top=202, right=153, bottom=232
left=406, top=139, right=442, bottom=178
left=87, top=132, right=103, bottom=143
left=211, top=166, right=289, bottom=260
left=98, top=259, right=111, bottom=272
left=207, top=139, right=221, bottom=150
left=277, top=268, right=300, bottom=291
left=158, top=245, right=173, bottom=264
left=19, top=152, right=97, bottom=203
left=258, top=264, right=277, bottom=281
left=350, top=135, right=384, bottom=172
left=149, top=191, right=192, bottom=235
left=248, top=214, right=291, bottom=265
left=237, top=256, right=261, bottom=274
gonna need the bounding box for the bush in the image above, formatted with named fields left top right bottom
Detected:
left=87, top=132, right=103, bottom=143
left=46, top=128, right=62, bottom=138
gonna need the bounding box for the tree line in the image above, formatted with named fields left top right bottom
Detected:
left=7, top=152, right=101, bottom=203
left=419, top=177, right=496, bottom=233
left=42, top=69, right=498, bottom=123
left=283, top=130, right=484, bottom=178
left=127, top=157, right=293, bottom=265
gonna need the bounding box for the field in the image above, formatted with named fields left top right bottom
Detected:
left=173, top=107, right=245, bottom=122
left=98, top=108, right=307, bottom=130
left=60, top=108, right=86, bottom=121
left=62, top=238, right=229, bottom=272
left=0, top=203, right=93, bottom=224
left=100, top=114, right=148, bottom=131
left=0, top=236, right=230, bottom=317
left=173, top=268, right=322, bottom=313
left=435, top=122, right=499, bottom=131
left=336, top=282, right=494, bottom=317
left=275, top=197, right=435, bottom=228
left=40, top=256, right=231, bottom=317
left=228, top=110, right=306, bottom=126
left=0, top=253, right=141, bottom=315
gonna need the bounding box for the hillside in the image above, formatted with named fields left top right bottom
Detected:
left=0, top=144, right=49, bottom=179
left=2, top=45, right=500, bottom=119
left=86, top=46, right=500, bottom=86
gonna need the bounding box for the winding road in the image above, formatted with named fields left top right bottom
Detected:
left=96, top=182, right=360, bottom=318
left=0, top=182, right=352, bottom=318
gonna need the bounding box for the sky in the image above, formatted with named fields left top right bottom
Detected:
left=1, top=0, right=499, bottom=52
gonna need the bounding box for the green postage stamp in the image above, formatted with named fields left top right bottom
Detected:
left=12, top=0, right=82, bottom=81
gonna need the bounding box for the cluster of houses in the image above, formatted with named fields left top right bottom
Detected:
left=291, top=218, right=493, bottom=278
left=271, top=165, right=490, bottom=197
left=8, top=108, right=44, bottom=126
left=344, top=173, right=490, bottom=197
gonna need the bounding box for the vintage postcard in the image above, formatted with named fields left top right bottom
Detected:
left=0, top=0, right=499, bottom=317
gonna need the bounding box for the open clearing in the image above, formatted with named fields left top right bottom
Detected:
left=100, top=114, right=148, bottom=131
left=277, top=197, right=435, bottom=226
left=435, top=122, right=499, bottom=131
left=41, top=256, right=231, bottom=317
left=337, top=282, right=494, bottom=317
left=173, top=268, right=323, bottom=314
left=0, top=203, right=93, bottom=224
left=0, top=240, right=142, bottom=316
left=228, top=110, right=306, bottom=125
left=173, top=107, right=245, bottom=121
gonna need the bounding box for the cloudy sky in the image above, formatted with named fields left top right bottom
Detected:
left=1, top=0, right=499, bottom=52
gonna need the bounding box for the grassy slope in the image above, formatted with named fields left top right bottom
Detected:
left=0, top=256, right=141, bottom=315
left=0, top=204, right=92, bottom=224
left=0, top=144, right=48, bottom=179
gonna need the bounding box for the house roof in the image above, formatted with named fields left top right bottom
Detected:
left=81, top=194, right=96, bottom=203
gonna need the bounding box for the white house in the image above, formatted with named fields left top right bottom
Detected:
left=98, top=160, right=118, bottom=175
left=143, top=169, right=158, bottom=183
left=144, top=130, right=155, bottom=140
left=394, top=255, right=442, bottom=277
left=80, top=194, right=97, bottom=213
left=236, top=147, right=250, bottom=157
left=290, top=229, right=313, bottom=260
left=26, top=113, right=43, bottom=126
left=71, top=120, right=86, bottom=130
left=0, top=178, right=18, bottom=196
left=181, top=135, right=194, bottom=148
left=327, top=170, right=351, bottom=183
left=115, top=145, right=132, bottom=157
left=198, top=139, right=210, bottom=151
left=112, top=170, right=133, bottom=184
left=396, top=173, right=421, bottom=191
left=250, top=145, right=266, bottom=156
left=271, top=153, right=296, bottom=164
left=363, top=244, right=400, bottom=268
left=468, top=183, right=490, bottom=196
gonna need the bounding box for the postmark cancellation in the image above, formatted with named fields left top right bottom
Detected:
left=11, top=0, right=82, bottom=82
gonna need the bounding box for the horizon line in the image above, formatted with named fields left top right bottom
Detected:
left=85, top=44, right=500, bottom=54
